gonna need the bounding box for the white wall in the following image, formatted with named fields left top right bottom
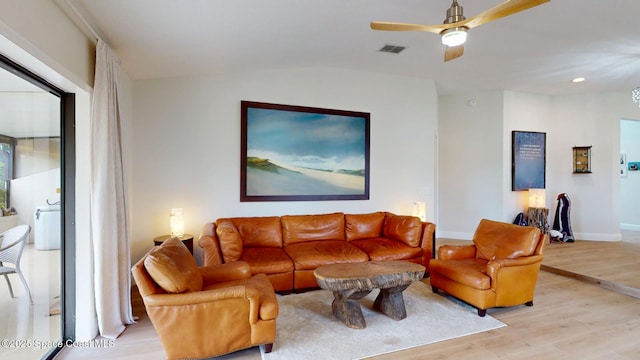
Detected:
left=15, top=138, right=60, bottom=178
left=0, top=0, right=95, bottom=88
left=10, top=168, right=60, bottom=243
left=502, top=91, right=552, bottom=220
left=131, top=68, right=438, bottom=263
left=545, top=93, right=629, bottom=241
left=620, top=119, right=640, bottom=230
left=438, top=92, right=505, bottom=238
left=439, top=90, right=639, bottom=241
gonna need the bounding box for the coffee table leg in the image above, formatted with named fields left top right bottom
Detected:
left=331, top=289, right=371, bottom=329
left=373, top=284, right=411, bottom=320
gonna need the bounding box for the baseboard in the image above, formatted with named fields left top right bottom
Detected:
left=573, top=233, right=621, bottom=242
left=620, top=223, right=640, bottom=231
left=439, top=231, right=622, bottom=242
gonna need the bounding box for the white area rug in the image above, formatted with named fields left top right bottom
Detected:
left=261, top=281, right=505, bottom=360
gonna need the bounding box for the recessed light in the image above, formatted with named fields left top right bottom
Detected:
left=572, top=77, right=585, bottom=83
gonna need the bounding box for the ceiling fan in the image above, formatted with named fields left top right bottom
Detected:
left=370, top=0, right=550, bottom=62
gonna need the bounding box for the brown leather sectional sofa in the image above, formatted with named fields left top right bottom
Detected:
left=199, top=212, right=436, bottom=292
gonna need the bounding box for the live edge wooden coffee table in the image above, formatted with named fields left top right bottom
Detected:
left=313, top=261, right=425, bottom=329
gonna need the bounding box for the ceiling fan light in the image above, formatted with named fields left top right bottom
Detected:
left=441, top=28, right=467, bottom=47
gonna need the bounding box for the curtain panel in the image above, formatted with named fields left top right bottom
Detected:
left=90, top=39, right=135, bottom=338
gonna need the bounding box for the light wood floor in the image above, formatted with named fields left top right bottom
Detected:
left=57, top=232, right=640, bottom=360
left=542, top=231, right=640, bottom=299
left=0, top=245, right=61, bottom=360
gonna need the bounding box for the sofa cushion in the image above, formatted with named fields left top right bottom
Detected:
left=217, top=216, right=283, bottom=248
left=345, top=212, right=385, bottom=241
left=216, top=221, right=243, bottom=263
left=240, top=247, right=294, bottom=274
left=473, top=218, right=540, bottom=261
left=382, top=213, right=423, bottom=247
left=428, top=258, right=490, bottom=290
left=350, top=237, right=423, bottom=261
left=281, top=213, right=345, bottom=246
left=284, top=240, right=369, bottom=270
left=144, top=237, right=203, bottom=293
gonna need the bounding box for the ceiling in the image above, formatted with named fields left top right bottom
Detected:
left=66, top=0, right=640, bottom=97
left=0, top=68, right=60, bottom=139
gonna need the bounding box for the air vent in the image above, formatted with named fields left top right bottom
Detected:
left=379, top=44, right=406, bottom=54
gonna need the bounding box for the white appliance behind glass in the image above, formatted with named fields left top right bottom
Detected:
left=34, top=204, right=60, bottom=250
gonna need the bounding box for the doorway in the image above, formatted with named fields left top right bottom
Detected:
left=620, top=119, right=640, bottom=233
left=0, top=54, right=75, bottom=359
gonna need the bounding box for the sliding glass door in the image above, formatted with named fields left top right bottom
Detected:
left=0, top=54, right=74, bottom=359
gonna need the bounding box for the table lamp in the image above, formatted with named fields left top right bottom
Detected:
left=412, top=202, right=426, bottom=222
left=528, top=188, right=546, bottom=208
left=527, top=189, right=549, bottom=235
left=169, top=208, right=184, bottom=237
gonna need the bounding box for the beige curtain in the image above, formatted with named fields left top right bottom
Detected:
left=90, top=39, right=135, bottom=338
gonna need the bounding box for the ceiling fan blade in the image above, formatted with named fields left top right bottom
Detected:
left=462, top=0, right=550, bottom=29
left=372, top=0, right=550, bottom=34
left=371, top=0, right=548, bottom=63
left=444, top=45, right=464, bottom=62
left=370, top=21, right=445, bottom=34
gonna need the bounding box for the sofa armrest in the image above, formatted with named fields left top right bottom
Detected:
left=200, top=261, right=252, bottom=284
left=487, top=255, right=544, bottom=269
left=143, top=285, right=253, bottom=306
left=535, top=233, right=548, bottom=255
left=199, top=222, right=223, bottom=265
left=143, top=284, right=265, bottom=324
left=420, top=222, right=436, bottom=259
left=486, top=255, right=544, bottom=291
left=486, top=255, right=544, bottom=275
left=437, top=244, right=476, bottom=260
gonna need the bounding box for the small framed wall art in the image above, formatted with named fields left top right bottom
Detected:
left=573, top=146, right=592, bottom=174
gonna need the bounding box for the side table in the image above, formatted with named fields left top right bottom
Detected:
left=527, top=207, right=549, bottom=235
left=153, top=234, right=194, bottom=255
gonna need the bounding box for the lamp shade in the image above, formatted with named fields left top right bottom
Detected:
left=412, top=202, right=426, bottom=222
left=528, top=189, right=546, bottom=208
left=169, top=208, right=184, bottom=237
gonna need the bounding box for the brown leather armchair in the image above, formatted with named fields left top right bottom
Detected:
left=131, top=237, right=278, bottom=359
left=429, top=219, right=547, bottom=317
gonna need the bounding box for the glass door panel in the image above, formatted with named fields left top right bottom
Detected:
left=0, top=64, right=62, bottom=359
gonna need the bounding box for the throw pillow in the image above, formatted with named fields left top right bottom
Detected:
left=383, top=213, right=422, bottom=247
left=144, top=237, right=203, bottom=293
left=216, top=221, right=243, bottom=262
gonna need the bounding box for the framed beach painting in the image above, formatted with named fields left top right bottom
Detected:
left=512, top=131, right=546, bottom=191
left=240, top=101, right=370, bottom=201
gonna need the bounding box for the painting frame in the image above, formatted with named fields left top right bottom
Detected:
left=512, top=131, right=546, bottom=191
left=240, top=100, right=370, bottom=202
